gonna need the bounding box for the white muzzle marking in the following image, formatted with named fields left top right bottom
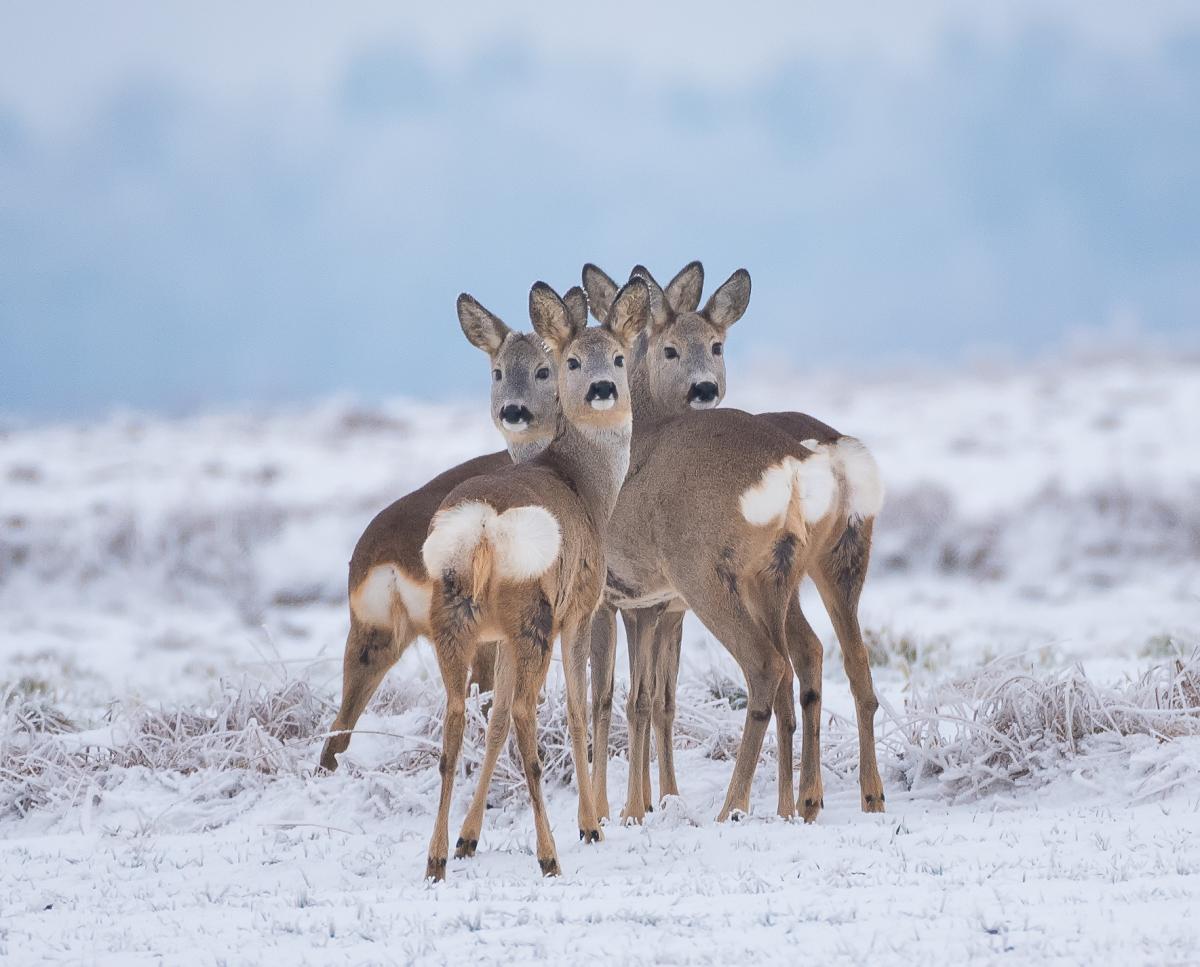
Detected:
left=590, top=398, right=615, bottom=411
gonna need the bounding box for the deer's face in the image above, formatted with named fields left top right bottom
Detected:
left=558, top=326, right=632, bottom=430
left=530, top=277, right=648, bottom=431
left=581, top=263, right=749, bottom=420
left=488, top=333, right=558, bottom=446
left=644, top=312, right=727, bottom=413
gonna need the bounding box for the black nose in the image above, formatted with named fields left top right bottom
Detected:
left=586, top=381, right=617, bottom=402
left=688, top=381, right=719, bottom=403
left=499, top=404, right=533, bottom=425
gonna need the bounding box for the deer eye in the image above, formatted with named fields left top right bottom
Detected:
left=493, top=369, right=502, bottom=382
left=614, top=355, right=625, bottom=368
left=664, top=347, right=679, bottom=360
left=712, top=342, right=723, bottom=356
left=567, top=358, right=581, bottom=370
left=535, top=366, right=551, bottom=380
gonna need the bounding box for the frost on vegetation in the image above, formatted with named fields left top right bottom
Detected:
left=4, top=650, right=1200, bottom=826
left=887, top=650, right=1200, bottom=801
left=0, top=678, right=328, bottom=819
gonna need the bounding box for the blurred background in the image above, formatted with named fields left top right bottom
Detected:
left=2, top=1, right=1198, bottom=418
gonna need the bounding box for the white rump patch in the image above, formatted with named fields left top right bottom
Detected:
left=350, top=564, right=432, bottom=629
left=739, top=452, right=836, bottom=528
left=833, top=437, right=885, bottom=521
left=739, top=462, right=796, bottom=526
left=800, top=437, right=885, bottom=522
left=422, top=501, right=561, bottom=583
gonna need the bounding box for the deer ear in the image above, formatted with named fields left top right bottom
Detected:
left=457, top=294, right=512, bottom=355
left=665, top=261, right=704, bottom=313
left=529, top=281, right=579, bottom=357
left=582, top=264, right=619, bottom=323
left=605, top=277, right=650, bottom=347
left=630, top=265, right=671, bottom=333
left=701, top=268, right=751, bottom=331
left=562, top=286, right=588, bottom=333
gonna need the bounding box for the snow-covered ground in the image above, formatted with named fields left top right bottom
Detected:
left=2, top=352, right=1199, bottom=964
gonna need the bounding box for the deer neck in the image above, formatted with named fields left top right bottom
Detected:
left=543, top=411, right=632, bottom=525
left=629, top=334, right=685, bottom=448
left=507, top=433, right=553, bottom=464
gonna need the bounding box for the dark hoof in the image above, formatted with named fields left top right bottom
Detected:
left=579, top=828, right=602, bottom=845
left=863, top=792, right=886, bottom=813
left=538, top=856, right=561, bottom=877
left=454, top=836, right=478, bottom=859
left=425, top=856, right=447, bottom=882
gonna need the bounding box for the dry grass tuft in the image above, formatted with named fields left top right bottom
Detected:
left=3, top=652, right=1198, bottom=823
left=884, top=651, right=1200, bottom=800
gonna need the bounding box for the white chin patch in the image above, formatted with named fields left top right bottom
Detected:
left=590, top=398, right=616, bottom=411
left=502, top=419, right=530, bottom=430
left=689, top=398, right=718, bottom=410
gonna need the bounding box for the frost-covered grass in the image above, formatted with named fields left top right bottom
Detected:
left=3, top=658, right=1200, bottom=964
left=2, top=353, right=1200, bottom=963
left=5, top=653, right=1199, bottom=825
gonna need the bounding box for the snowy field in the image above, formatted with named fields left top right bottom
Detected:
left=3, top=351, right=1200, bottom=964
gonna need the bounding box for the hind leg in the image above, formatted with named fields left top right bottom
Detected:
left=815, top=520, right=884, bottom=813
left=319, top=617, right=412, bottom=772
left=686, top=602, right=788, bottom=822
left=772, top=647, right=797, bottom=819
left=784, top=598, right=824, bottom=821
left=455, top=644, right=517, bottom=857
left=510, top=639, right=560, bottom=876
left=425, top=635, right=474, bottom=881
left=469, top=640, right=498, bottom=694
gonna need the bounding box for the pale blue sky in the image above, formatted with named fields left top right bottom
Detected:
left=2, top=2, right=1198, bottom=416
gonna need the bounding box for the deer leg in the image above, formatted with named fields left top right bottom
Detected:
left=468, top=640, right=498, bottom=719
left=785, top=597, right=825, bottom=822
left=772, top=644, right=797, bottom=819
left=588, top=602, right=618, bottom=821
left=689, top=605, right=788, bottom=822
left=651, top=608, right=684, bottom=800
left=814, top=519, right=884, bottom=813
left=620, top=608, right=655, bottom=823
left=319, top=617, right=412, bottom=772
left=469, top=640, right=497, bottom=693
left=425, top=637, right=473, bottom=882
left=561, top=612, right=603, bottom=844
left=640, top=709, right=653, bottom=812
left=455, top=644, right=517, bottom=858
left=511, top=642, right=560, bottom=876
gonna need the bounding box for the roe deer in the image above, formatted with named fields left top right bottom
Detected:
left=580, top=263, right=840, bottom=824
left=584, top=262, right=885, bottom=824
left=420, top=278, right=648, bottom=881
left=317, top=288, right=587, bottom=773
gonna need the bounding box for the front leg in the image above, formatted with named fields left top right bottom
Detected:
left=562, top=612, right=603, bottom=844
left=620, top=608, right=656, bottom=823
left=588, top=602, right=618, bottom=822
left=651, top=607, right=684, bottom=800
